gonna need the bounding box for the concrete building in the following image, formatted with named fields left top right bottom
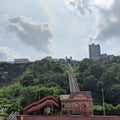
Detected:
left=89, top=44, right=101, bottom=60
left=14, top=58, right=29, bottom=64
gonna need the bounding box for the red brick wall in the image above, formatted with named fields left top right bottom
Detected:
left=61, top=101, right=93, bottom=115
left=17, top=115, right=120, bottom=120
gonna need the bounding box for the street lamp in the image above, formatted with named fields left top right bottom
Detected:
left=101, top=89, right=105, bottom=116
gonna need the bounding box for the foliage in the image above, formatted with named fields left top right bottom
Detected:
left=94, top=104, right=120, bottom=115
left=0, top=62, right=28, bottom=86
left=0, top=59, right=69, bottom=114
left=0, top=56, right=120, bottom=115
left=93, top=105, right=103, bottom=115
left=73, top=57, right=120, bottom=105
left=0, top=111, right=8, bottom=116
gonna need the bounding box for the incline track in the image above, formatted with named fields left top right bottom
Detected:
left=67, top=63, right=80, bottom=93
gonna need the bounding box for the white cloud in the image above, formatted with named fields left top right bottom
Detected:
left=9, top=16, right=52, bottom=53
left=111, top=46, right=120, bottom=55
left=91, top=0, right=120, bottom=41
left=66, top=0, right=120, bottom=43
left=0, top=0, right=119, bottom=60
left=92, top=0, right=114, bottom=9
left=1, top=16, right=52, bottom=54
left=65, top=0, right=93, bottom=16
left=0, top=47, right=20, bottom=61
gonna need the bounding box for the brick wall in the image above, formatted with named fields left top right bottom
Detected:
left=17, top=115, right=120, bottom=120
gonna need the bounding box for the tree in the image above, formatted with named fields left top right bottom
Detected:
left=105, top=84, right=120, bottom=105
left=77, top=58, right=93, bottom=73
left=90, top=64, right=103, bottom=79
left=100, top=70, right=116, bottom=89
left=82, top=75, right=98, bottom=91
left=20, top=73, right=34, bottom=87
left=97, top=81, right=104, bottom=90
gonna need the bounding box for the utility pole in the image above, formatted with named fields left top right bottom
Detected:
left=101, top=89, right=105, bottom=116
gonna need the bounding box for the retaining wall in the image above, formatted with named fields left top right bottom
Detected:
left=17, top=115, right=120, bottom=120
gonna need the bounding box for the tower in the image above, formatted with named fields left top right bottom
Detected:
left=89, top=44, right=101, bottom=60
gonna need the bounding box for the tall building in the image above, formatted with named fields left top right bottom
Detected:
left=89, top=44, right=101, bottom=60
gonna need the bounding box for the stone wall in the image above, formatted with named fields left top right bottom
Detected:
left=17, top=115, right=120, bottom=120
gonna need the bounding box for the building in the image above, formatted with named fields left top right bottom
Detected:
left=45, top=56, right=53, bottom=62
left=59, top=64, right=93, bottom=115
left=100, top=54, right=114, bottom=60
left=65, top=56, right=72, bottom=62
left=14, top=58, right=29, bottom=64
left=89, top=44, right=101, bottom=60
left=58, top=59, right=65, bottom=62
left=60, top=92, right=93, bottom=115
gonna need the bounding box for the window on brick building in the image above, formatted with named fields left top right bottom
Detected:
left=81, top=103, right=86, bottom=108
left=75, top=102, right=79, bottom=108
left=62, top=104, right=65, bottom=108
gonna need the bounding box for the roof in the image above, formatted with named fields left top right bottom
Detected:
left=60, top=91, right=93, bottom=101
left=69, top=91, right=92, bottom=99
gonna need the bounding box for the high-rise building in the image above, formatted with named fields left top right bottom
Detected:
left=89, top=44, right=101, bottom=60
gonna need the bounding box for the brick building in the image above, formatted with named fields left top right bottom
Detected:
left=60, top=92, right=93, bottom=115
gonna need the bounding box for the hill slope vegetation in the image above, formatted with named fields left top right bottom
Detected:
left=0, top=57, right=120, bottom=115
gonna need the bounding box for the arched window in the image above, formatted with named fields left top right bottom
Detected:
left=62, top=104, right=65, bottom=108
left=75, top=102, right=79, bottom=108
left=81, top=103, right=86, bottom=108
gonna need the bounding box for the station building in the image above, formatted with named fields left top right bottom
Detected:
left=60, top=92, right=93, bottom=115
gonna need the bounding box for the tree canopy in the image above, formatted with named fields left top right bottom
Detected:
left=0, top=56, right=120, bottom=115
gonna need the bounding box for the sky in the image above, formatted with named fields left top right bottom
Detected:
left=0, top=0, right=120, bottom=61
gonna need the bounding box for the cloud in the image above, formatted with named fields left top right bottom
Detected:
left=0, top=47, right=20, bottom=61
left=66, top=0, right=120, bottom=42
left=91, top=0, right=120, bottom=41
left=65, top=0, right=93, bottom=16
left=3, top=16, right=52, bottom=54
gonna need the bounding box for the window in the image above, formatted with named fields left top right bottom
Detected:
left=62, top=104, right=65, bottom=108
left=81, top=103, right=86, bottom=108
left=75, top=102, right=79, bottom=108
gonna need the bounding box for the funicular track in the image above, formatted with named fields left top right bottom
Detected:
left=67, top=63, right=80, bottom=92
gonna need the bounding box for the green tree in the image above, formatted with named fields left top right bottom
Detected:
left=20, top=73, right=34, bottom=87
left=90, top=64, right=103, bottom=79
left=82, top=75, right=98, bottom=91
left=105, top=84, right=120, bottom=105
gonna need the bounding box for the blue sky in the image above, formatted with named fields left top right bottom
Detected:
left=0, top=0, right=120, bottom=61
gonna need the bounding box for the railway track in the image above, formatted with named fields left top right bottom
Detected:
left=67, top=63, right=80, bottom=92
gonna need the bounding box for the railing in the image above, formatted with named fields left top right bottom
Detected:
left=23, top=96, right=59, bottom=114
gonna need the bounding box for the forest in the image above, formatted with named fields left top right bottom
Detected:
left=0, top=56, right=120, bottom=115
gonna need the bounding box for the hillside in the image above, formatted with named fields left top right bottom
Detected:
left=0, top=57, right=120, bottom=115
left=0, top=62, right=28, bottom=86
left=73, top=56, right=120, bottom=105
